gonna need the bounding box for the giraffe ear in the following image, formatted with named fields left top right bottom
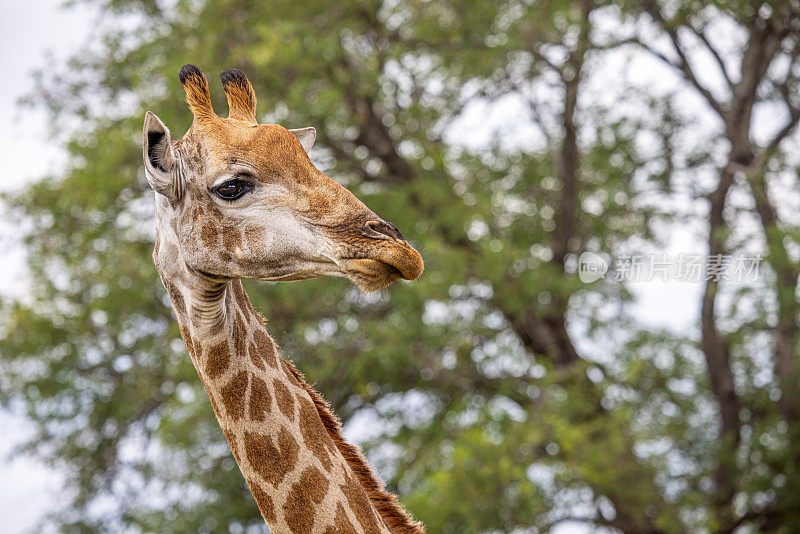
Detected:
left=143, top=111, right=181, bottom=201
left=289, top=127, right=316, bottom=153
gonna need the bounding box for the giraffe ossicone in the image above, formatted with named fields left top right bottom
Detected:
left=143, top=64, right=424, bottom=533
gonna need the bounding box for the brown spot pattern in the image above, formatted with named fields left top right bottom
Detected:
left=203, top=342, right=230, bottom=378
left=206, top=201, right=223, bottom=220
left=222, top=226, right=242, bottom=250
left=177, top=325, right=194, bottom=356
left=283, top=466, right=329, bottom=533
left=341, top=471, right=385, bottom=534
left=297, top=395, right=336, bottom=470
left=248, top=340, right=264, bottom=370
left=200, top=224, right=218, bottom=247
left=164, top=281, right=186, bottom=316
left=279, top=355, right=425, bottom=533
left=244, top=426, right=299, bottom=486
left=253, top=329, right=278, bottom=368
left=248, top=478, right=277, bottom=523
left=248, top=376, right=272, bottom=422
left=220, top=371, right=248, bottom=421
left=207, top=390, right=222, bottom=418
left=232, top=279, right=249, bottom=307
left=227, top=432, right=241, bottom=463
left=273, top=379, right=296, bottom=420
left=324, top=503, right=358, bottom=534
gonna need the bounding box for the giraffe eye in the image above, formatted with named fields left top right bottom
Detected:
left=214, top=178, right=253, bottom=201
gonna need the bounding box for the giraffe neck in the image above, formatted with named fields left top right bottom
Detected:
left=159, top=268, right=387, bottom=533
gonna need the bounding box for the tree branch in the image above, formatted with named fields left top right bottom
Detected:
left=700, top=164, right=742, bottom=514
left=743, top=163, right=800, bottom=424
left=639, top=3, right=726, bottom=118
left=688, top=21, right=733, bottom=88
left=764, top=61, right=800, bottom=154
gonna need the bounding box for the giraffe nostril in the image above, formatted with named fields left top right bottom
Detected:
left=364, top=219, right=406, bottom=241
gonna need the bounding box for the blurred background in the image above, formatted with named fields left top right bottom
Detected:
left=2, top=0, right=800, bottom=532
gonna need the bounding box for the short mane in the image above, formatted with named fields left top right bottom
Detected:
left=279, top=354, right=424, bottom=533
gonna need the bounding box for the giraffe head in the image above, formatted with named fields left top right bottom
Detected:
left=143, top=65, right=423, bottom=292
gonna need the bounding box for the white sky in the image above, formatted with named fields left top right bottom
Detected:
left=0, top=0, right=99, bottom=299
left=0, top=1, right=97, bottom=190
left=0, top=2, right=95, bottom=532
left=0, top=2, right=744, bottom=533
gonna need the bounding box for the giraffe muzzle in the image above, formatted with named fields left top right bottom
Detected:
left=340, top=218, right=424, bottom=290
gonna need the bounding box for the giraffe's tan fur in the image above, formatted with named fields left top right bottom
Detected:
left=144, top=65, right=424, bottom=533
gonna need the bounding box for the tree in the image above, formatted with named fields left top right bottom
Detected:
left=2, top=0, right=800, bottom=532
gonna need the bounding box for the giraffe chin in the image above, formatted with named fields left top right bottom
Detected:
left=342, top=256, right=424, bottom=292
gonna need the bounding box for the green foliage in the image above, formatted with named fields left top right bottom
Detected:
left=3, top=0, right=800, bottom=532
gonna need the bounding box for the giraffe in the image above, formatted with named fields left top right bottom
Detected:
left=142, top=65, right=425, bottom=533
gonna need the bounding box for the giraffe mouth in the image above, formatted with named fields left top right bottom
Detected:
left=341, top=244, right=424, bottom=291
left=341, top=259, right=405, bottom=291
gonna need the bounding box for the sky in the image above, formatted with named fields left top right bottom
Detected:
left=0, top=1, right=98, bottom=299
left=0, top=2, right=97, bottom=190
left=0, top=2, right=721, bottom=533
left=0, top=2, right=96, bottom=532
